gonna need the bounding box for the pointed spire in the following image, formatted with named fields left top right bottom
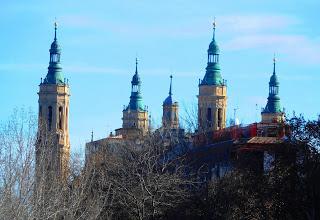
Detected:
left=91, top=130, right=93, bottom=142
left=169, top=75, right=173, bottom=96
left=135, top=57, right=138, bottom=74
left=54, top=20, right=58, bottom=41
left=273, top=53, right=276, bottom=75
left=212, top=17, right=216, bottom=40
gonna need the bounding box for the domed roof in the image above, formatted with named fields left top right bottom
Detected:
left=131, top=58, right=141, bottom=85
left=208, top=39, right=219, bottom=54
left=208, top=21, right=219, bottom=54
left=269, top=73, right=279, bottom=86
left=163, top=95, right=174, bottom=105
left=50, top=40, right=61, bottom=52
left=201, top=63, right=223, bottom=86
left=270, top=57, right=279, bottom=86
left=131, top=72, right=141, bottom=85
left=128, top=95, right=144, bottom=111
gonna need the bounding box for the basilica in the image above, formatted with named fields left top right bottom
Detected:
left=36, top=21, right=286, bottom=180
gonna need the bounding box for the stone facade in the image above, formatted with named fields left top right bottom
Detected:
left=116, top=109, right=149, bottom=139
left=36, top=23, right=70, bottom=183
left=198, top=84, right=227, bottom=131
left=162, top=102, right=179, bottom=130
left=37, top=83, right=70, bottom=182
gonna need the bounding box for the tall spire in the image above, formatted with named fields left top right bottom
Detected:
left=135, top=57, right=138, bottom=74
left=273, top=53, right=276, bottom=75
left=163, top=75, right=175, bottom=105
left=262, top=56, right=281, bottom=113
left=212, top=17, right=216, bottom=40
left=54, top=20, right=57, bottom=41
left=169, top=75, right=173, bottom=96
left=128, top=58, right=144, bottom=111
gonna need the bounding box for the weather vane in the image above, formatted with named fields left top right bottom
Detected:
left=54, top=17, right=58, bottom=28
left=213, top=17, right=216, bottom=29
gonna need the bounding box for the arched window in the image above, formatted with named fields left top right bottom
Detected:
left=270, top=86, right=278, bottom=95
left=50, top=53, right=60, bottom=63
left=132, top=84, right=140, bottom=93
left=218, top=108, right=222, bottom=128
left=58, top=106, right=63, bottom=130
left=66, top=107, right=68, bottom=130
left=48, top=106, right=53, bottom=131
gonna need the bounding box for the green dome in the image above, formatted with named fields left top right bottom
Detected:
left=263, top=96, right=282, bottom=113
left=50, top=40, right=61, bottom=54
left=208, top=39, right=220, bottom=54
left=44, top=63, right=64, bottom=84
left=128, top=94, right=144, bottom=111
left=201, top=63, right=223, bottom=85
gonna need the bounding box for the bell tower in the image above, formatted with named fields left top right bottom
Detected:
left=36, top=22, right=70, bottom=182
left=261, top=56, right=285, bottom=124
left=116, top=58, right=149, bottom=139
left=162, top=75, right=179, bottom=130
left=198, top=21, right=227, bottom=131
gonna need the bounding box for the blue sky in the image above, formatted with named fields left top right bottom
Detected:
left=0, top=0, right=319, bottom=152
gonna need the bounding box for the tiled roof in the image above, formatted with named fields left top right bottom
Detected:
left=247, top=137, right=284, bottom=145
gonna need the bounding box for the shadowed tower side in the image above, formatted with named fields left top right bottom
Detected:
left=162, top=75, right=179, bottom=130
left=198, top=21, right=227, bottom=131
left=36, top=22, right=70, bottom=183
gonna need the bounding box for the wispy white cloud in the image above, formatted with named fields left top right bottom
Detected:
left=65, top=64, right=197, bottom=77
left=219, top=14, right=299, bottom=33
left=61, top=14, right=298, bottom=37
left=61, top=14, right=208, bottom=38
left=60, top=13, right=320, bottom=65
left=0, top=63, right=43, bottom=72
left=224, top=34, right=320, bottom=64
